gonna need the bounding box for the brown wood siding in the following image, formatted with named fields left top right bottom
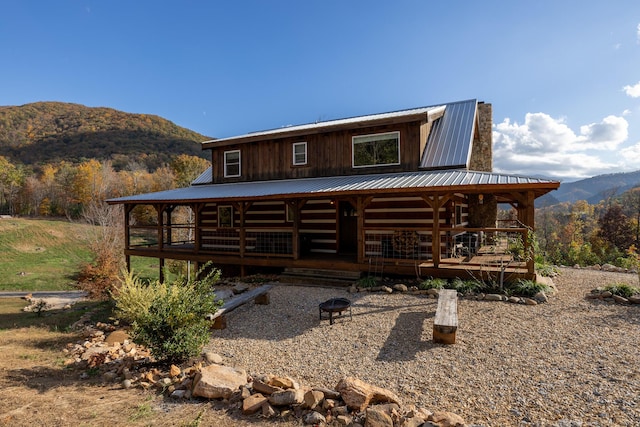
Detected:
left=210, top=121, right=423, bottom=183
left=300, top=199, right=337, bottom=254
left=363, top=196, right=435, bottom=260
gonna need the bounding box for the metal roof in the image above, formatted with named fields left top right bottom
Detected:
left=201, top=104, right=447, bottom=146
left=191, top=166, right=212, bottom=185
left=109, top=169, right=559, bottom=204
left=420, top=99, right=476, bottom=169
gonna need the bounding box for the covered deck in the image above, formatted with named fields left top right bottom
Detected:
left=109, top=170, right=559, bottom=283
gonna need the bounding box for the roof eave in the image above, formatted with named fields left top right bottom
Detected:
left=107, top=180, right=560, bottom=206
left=201, top=112, right=430, bottom=149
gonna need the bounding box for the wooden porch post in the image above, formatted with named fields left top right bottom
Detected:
left=424, top=194, right=450, bottom=268
left=290, top=200, right=299, bottom=261
left=524, top=191, right=536, bottom=276
left=124, top=204, right=132, bottom=272
left=295, top=199, right=307, bottom=260
left=194, top=203, right=203, bottom=254
left=157, top=204, right=164, bottom=282
left=165, top=205, right=174, bottom=246
left=357, top=197, right=373, bottom=264
left=512, top=191, right=536, bottom=277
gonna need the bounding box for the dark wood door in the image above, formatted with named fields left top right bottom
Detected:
left=339, top=201, right=357, bottom=254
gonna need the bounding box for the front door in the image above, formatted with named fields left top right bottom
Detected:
left=338, top=201, right=357, bottom=254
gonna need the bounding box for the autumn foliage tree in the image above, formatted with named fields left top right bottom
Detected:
left=597, top=203, right=635, bottom=254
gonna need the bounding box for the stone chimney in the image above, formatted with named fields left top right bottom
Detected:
left=469, top=102, right=492, bottom=172
left=468, top=102, right=496, bottom=227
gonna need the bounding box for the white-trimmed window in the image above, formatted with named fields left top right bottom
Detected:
left=352, top=131, right=400, bottom=168
left=224, top=150, right=241, bottom=177
left=292, top=142, right=307, bottom=165
left=218, top=205, right=233, bottom=228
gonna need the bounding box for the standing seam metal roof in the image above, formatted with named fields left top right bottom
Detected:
left=109, top=169, right=559, bottom=204
left=420, top=99, right=477, bottom=169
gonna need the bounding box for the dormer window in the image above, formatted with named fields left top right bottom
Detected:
left=293, top=142, right=307, bottom=166
left=352, top=131, right=400, bottom=168
left=224, top=150, right=241, bottom=177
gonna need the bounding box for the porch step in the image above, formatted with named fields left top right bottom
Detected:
left=279, top=268, right=361, bottom=286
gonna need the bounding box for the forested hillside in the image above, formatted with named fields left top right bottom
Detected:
left=0, top=102, right=210, bottom=170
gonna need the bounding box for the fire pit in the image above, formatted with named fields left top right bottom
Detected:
left=319, top=297, right=352, bottom=325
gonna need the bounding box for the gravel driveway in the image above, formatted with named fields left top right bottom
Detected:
left=206, top=267, right=640, bottom=426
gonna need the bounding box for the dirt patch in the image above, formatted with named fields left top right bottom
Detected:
left=0, top=323, right=294, bottom=426
left=11, top=243, right=46, bottom=253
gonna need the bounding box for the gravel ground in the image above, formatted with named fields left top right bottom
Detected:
left=206, top=268, right=640, bottom=426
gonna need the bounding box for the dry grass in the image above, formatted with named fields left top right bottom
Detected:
left=0, top=299, right=294, bottom=427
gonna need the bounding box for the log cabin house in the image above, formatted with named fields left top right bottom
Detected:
left=107, top=99, right=559, bottom=282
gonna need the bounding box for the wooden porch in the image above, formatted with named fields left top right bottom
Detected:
left=124, top=223, right=534, bottom=282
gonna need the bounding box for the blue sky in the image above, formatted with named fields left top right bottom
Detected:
left=2, top=1, right=639, bottom=182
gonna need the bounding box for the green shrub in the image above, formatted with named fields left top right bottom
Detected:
left=419, top=277, right=447, bottom=290
left=535, top=262, right=559, bottom=277
left=451, top=277, right=483, bottom=294
left=111, top=270, right=157, bottom=324
left=113, top=263, right=223, bottom=363
left=603, top=283, right=639, bottom=299
left=356, top=276, right=379, bottom=288
left=507, top=279, right=550, bottom=297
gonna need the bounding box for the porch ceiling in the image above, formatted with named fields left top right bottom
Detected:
left=107, top=169, right=559, bottom=205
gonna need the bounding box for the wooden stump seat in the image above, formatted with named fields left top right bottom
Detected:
left=433, top=289, right=458, bottom=344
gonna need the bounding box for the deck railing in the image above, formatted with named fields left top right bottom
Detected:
left=126, top=224, right=529, bottom=272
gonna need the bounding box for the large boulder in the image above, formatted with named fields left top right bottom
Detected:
left=335, top=377, right=401, bottom=412
left=192, top=364, right=248, bottom=399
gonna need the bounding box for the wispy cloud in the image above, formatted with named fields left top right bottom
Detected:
left=637, top=22, right=640, bottom=43
left=493, top=112, right=629, bottom=180
left=624, top=81, right=640, bottom=97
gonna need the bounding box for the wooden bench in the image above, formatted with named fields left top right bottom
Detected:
left=433, top=289, right=458, bottom=344
left=209, top=284, right=273, bottom=329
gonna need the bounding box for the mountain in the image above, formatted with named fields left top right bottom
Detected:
left=538, top=170, right=640, bottom=206
left=0, top=102, right=211, bottom=170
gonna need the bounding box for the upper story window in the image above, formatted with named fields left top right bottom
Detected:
left=352, top=131, right=400, bottom=168
left=224, top=150, right=241, bottom=177
left=292, top=142, right=307, bottom=166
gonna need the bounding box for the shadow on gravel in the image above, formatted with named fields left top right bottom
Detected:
left=376, top=310, right=436, bottom=361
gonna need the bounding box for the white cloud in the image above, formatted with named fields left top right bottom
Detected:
left=493, top=112, right=629, bottom=180
left=623, top=81, right=640, bottom=98
left=620, top=142, right=640, bottom=167
left=637, top=22, right=640, bottom=43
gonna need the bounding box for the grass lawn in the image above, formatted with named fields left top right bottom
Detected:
left=0, top=218, right=95, bottom=291
left=0, top=217, right=186, bottom=292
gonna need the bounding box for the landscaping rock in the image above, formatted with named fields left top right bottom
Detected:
left=268, top=389, right=304, bottom=406
left=203, top=352, right=223, bottom=364
left=303, top=389, right=324, bottom=409
left=268, top=375, right=299, bottom=389
left=365, top=405, right=394, bottom=427
left=104, top=330, right=129, bottom=345
left=428, top=410, right=467, bottom=427
left=534, top=291, right=548, bottom=303
left=484, top=294, right=503, bottom=302
left=613, top=295, right=629, bottom=304
left=335, top=376, right=401, bottom=411
left=393, top=284, right=408, bottom=293
left=252, top=379, right=283, bottom=395
left=242, top=393, right=268, bottom=414
left=192, top=364, right=248, bottom=399
left=303, top=411, right=326, bottom=425
left=262, top=402, right=277, bottom=417
left=314, top=386, right=341, bottom=399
